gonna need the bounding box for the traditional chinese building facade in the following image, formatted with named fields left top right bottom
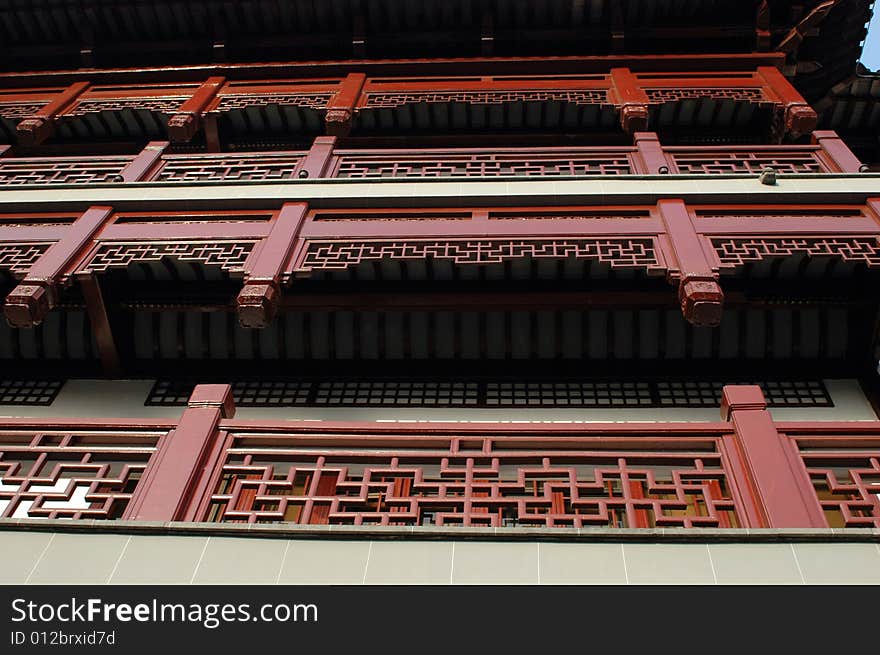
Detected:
left=0, top=1, right=879, bottom=584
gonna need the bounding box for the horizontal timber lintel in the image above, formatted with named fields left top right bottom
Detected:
left=1, top=175, right=880, bottom=212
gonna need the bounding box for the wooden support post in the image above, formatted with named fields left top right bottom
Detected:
left=757, top=66, right=818, bottom=138
left=76, top=272, right=121, bottom=374
left=167, top=76, right=225, bottom=143
left=298, top=136, right=337, bottom=178
left=4, top=206, right=113, bottom=328
left=609, top=68, right=649, bottom=134
left=236, top=202, right=309, bottom=328
left=124, top=384, right=235, bottom=522
left=721, top=385, right=827, bottom=528
left=633, top=132, right=672, bottom=174
left=118, top=141, right=170, bottom=182
left=325, top=73, right=366, bottom=137
left=657, top=199, right=723, bottom=327
left=812, top=130, right=868, bottom=172
left=16, top=81, right=90, bottom=146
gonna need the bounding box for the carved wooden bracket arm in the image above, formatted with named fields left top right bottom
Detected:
left=167, top=76, right=226, bottom=142
left=16, top=82, right=90, bottom=146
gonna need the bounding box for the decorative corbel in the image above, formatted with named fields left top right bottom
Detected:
left=610, top=68, right=649, bottom=134
left=167, top=76, right=225, bottom=143
left=236, top=203, right=308, bottom=328
left=325, top=73, right=366, bottom=137
left=16, top=82, right=90, bottom=146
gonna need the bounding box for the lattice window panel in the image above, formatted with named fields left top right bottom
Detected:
left=147, top=379, right=832, bottom=409
left=334, top=154, right=633, bottom=178
left=0, top=159, right=130, bottom=185
left=485, top=382, right=653, bottom=407
left=315, top=381, right=479, bottom=406
left=0, top=429, right=163, bottom=520
left=658, top=380, right=831, bottom=407
left=0, top=379, right=64, bottom=405
left=156, top=154, right=306, bottom=182
left=795, top=438, right=880, bottom=528
left=671, top=151, right=827, bottom=175
left=206, top=434, right=743, bottom=528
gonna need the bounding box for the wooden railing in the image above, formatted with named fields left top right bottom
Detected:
left=1, top=384, right=876, bottom=529
left=0, top=66, right=816, bottom=147
left=0, top=130, right=865, bottom=186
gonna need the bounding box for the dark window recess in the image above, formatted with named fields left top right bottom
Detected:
left=146, top=379, right=833, bottom=409
left=0, top=379, right=64, bottom=405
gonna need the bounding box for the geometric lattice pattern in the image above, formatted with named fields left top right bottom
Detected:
left=299, top=239, right=662, bottom=272
left=207, top=433, right=742, bottom=528
left=334, top=152, right=634, bottom=177
left=0, top=102, right=50, bottom=120
left=0, top=242, right=52, bottom=276
left=794, top=436, right=880, bottom=528
left=81, top=240, right=257, bottom=274
left=0, top=429, right=164, bottom=520
left=156, top=154, right=306, bottom=182
left=0, top=158, right=130, bottom=185
left=671, top=150, right=828, bottom=174
left=362, top=90, right=610, bottom=109
left=212, top=94, right=334, bottom=112
left=65, top=97, right=188, bottom=116
left=713, top=238, right=880, bottom=269
left=658, top=380, right=832, bottom=408
left=0, top=379, right=64, bottom=405
left=645, top=88, right=767, bottom=103
left=147, top=379, right=831, bottom=409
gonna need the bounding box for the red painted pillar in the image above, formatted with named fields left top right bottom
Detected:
left=167, top=76, right=225, bottom=143
left=16, top=81, right=90, bottom=146
left=298, top=136, right=337, bottom=178
left=721, top=385, right=826, bottom=528
left=236, top=202, right=309, bottom=327
left=118, top=141, right=170, bottom=182
left=124, top=384, right=235, bottom=521
left=4, top=206, right=113, bottom=328
left=609, top=68, right=649, bottom=134
left=657, top=199, right=724, bottom=327
left=325, top=73, right=366, bottom=137
left=812, top=130, right=868, bottom=173
left=633, top=132, right=672, bottom=174
left=756, top=66, right=817, bottom=138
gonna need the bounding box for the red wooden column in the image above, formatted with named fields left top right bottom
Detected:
left=4, top=206, right=113, bottom=328
left=657, top=199, right=723, bottom=326
left=756, top=66, right=818, bottom=138
left=167, top=76, right=225, bottom=143
left=236, top=202, right=308, bottom=328
left=298, top=136, right=337, bottom=178
left=609, top=68, right=649, bottom=134
left=633, top=132, right=672, bottom=174
left=124, top=384, right=235, bottom=522
left=16, top=81, right=90, bottom=146
left=325, top=73, right=366, bottom=137
left=812, top=130, right=868, bottom=172
left=118, top=141, right=170, bottom=182
left=722, top=385, right=826, bottom=528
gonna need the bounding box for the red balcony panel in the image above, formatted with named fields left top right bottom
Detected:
left=0, top=420, right=170, bottom=520
left=198, top=422, right=746, bottom=529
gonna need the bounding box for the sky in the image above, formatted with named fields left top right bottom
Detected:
left=862, top=8, right=880, bottom=70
